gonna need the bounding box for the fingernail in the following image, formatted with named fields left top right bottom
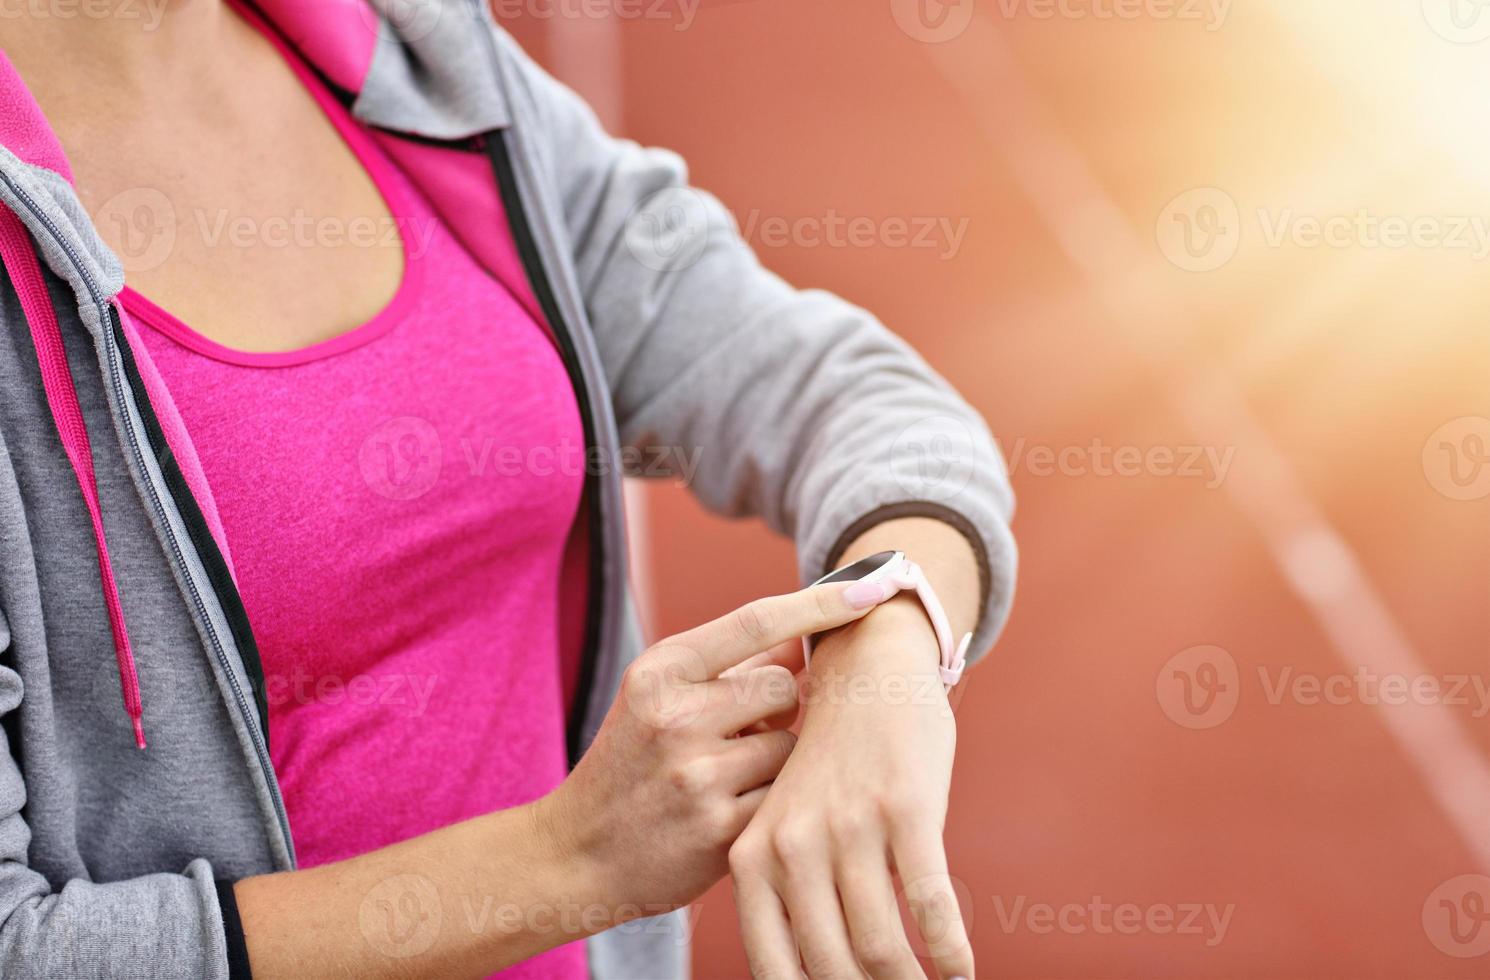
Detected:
left=842, top=580, right=889, bottom=609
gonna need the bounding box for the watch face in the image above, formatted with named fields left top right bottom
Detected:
left=813, top=550, right=901, bottom=586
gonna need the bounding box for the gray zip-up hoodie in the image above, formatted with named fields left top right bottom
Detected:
left=0, top=1, right=1017, bottom=976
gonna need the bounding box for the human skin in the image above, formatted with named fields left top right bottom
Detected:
left=0, top=5, right=985, bottom=977
left=731, top=516, right=980, bottom=980
left=231, top=518, right=978, bottom=980
left=234, top=577, right=903, bottom=977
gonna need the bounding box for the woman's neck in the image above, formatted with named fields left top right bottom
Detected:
left=0, top=1, right=229, bottom=109
left=0, top=0, right=267, bottom=161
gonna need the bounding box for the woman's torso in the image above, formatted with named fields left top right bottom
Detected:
left=64, top=5, right=590, bottom=977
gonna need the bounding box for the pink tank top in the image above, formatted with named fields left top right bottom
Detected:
left=124, top=20, right=588, bottom=979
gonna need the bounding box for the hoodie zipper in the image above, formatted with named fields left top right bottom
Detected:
left=462, top=0, right=610, bottom=766
left=0, top=171, right=294, bottom=864
left=0, top=2, right=602, bottom=864
left=483, top=131, right=607, bottom=765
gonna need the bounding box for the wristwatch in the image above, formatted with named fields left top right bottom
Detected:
left=806, top=550, right=971, bottom=688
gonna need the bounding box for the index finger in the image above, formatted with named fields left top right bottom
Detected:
left=665, top=579, right=893, bottom=682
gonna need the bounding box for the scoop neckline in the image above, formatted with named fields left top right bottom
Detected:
left=118, top=0, right=423, bottom=369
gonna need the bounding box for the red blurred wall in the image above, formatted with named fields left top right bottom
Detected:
left=504, top=2, right=1490, bottom=976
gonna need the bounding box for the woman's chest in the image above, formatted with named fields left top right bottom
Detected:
left=129, top=253, right=586, bottom=677
left=52, top=19, right=407, bottom=352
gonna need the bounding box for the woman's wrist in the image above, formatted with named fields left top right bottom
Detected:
left=807, top=595, right=942, bottom=679
left=800, top=603, right=951, bottom=724
left=235, top=800, right=611, bottom=978
left=523, top=787, right=630, bottom=934
left=803, top=515, right=981, bottom=701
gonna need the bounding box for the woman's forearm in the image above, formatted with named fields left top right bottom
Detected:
left=235, top=794, right=606, bottom=979
left=234, top=577, right=901, bottom=979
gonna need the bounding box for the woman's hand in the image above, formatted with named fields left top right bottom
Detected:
left=535, top=577, right=899, bottom=921
left=237, top=579, right=894, bottom=980
left=728, top=596, right=974, bottom=980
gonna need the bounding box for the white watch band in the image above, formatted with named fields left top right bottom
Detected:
left=804, top=551, right=970, bottom=688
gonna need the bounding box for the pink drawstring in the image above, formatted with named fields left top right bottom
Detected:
left=0, top=207, right=146, bottom=748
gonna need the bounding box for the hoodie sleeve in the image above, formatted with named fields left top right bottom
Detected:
left=0, top=609, right=233, bottom=980
left=490, top=26, right=1018, bottom=660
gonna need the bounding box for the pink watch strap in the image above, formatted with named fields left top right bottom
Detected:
left=885, top=559, right=971, bottom=688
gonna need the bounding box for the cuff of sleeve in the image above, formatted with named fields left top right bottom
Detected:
left=215, top=880, right=253, bottom=980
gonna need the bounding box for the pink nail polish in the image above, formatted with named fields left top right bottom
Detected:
left=842, top=580, right=888, bottom=609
